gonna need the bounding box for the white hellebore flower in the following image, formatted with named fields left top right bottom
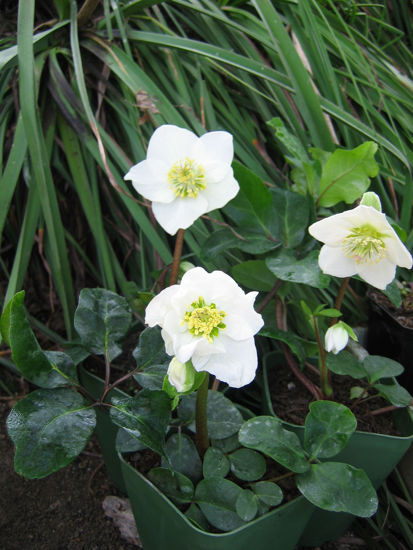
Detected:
left=308, top=204, right=412, bottom=290
left=124, top=125, right=239, bottom=235
left=324, top=323, right=349, bottom=355
left=145, top=267, right=264, bottom=388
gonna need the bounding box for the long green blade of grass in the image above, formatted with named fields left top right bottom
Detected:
left=17, top=0, right=74, bottom=335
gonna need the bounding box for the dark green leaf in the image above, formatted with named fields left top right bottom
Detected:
left=132, top=326, right=169, bottom=370
left=296, top=462, right=378, bottom=516
left=260, top=329, right=306, bottom=363
left=134, top=363, right=168, bottom=390
left=163, top=433, right=202, bottom=483
left=318, top=142, right=378, bottom=207
left=7, top=388, right=95, bottom=478
left=362, top=355, right=404, bottom=383
left=231, top=260, right=278, bottom=291
left=203, top=447, right=230, bottom=478
left=381, top=281, right=402, bottom=308
left=224, top=162, right=274, bottom=237
left=110, top=390, right=170, bottom=456
left=178, top=391, right=243, bottom=439
left=184, top=503, right=209, bottom=531
left=229, top=448, right=266, bottom=481
left=266, top=250, right=330, bottom=288
left=236, top=490, right=258, bottom=522
left=1, top=292, right=78, bottom=388
left=373, top=383, right=413, bottom=407
left=304, top=401, right=357, bottom=459
left=252, top=481, right=283, bottom=507
left=317, top=308, right=342, bottom=318
left=148, top=467, right=194, bottom=504
left=269, top=188, right=309, bottom=248
left=115, top=428, right=146, bottom=453
left=201, top=229, right=279, bottom=265
left=326, top=351, right=366, bottom=379
left=195, top=477, right=245, bottom=532
left=206, top=391, right=244, bottom=439
left=239, top=416, right=309, bottom=473
left=211, top=434, right=240, bottom=453
left=74, top=288, right=132, bottom=361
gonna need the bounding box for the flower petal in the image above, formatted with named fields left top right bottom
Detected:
left=201, top=170, right=240, bottom=211
left=309, top=211, right=355, bottom=246
left=318, top=245, right=358, bottom=277
left=194, top=131, right=234, bottom=166
left=357, top=258, right=396, bottom=290
left=152, top=195, right=208, bottom=235
left=192, top=336, right=258, bottom=388
left=145, top=285, right=179, bottom=327
left=146, top=125, right=199, bottom=165
left=385, top=232, right=413, bottom=268
left=124, top=159, right=174, bottom=203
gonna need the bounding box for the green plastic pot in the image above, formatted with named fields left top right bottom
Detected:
left=262, top=355, right=413, bottom=546
left=119, top=452, right=313, bottom=550
left=80, top=367, right=314, bottom=549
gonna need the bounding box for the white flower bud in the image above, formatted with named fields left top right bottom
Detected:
left=167, top=357, right=194, bottom=393
left=324, top=323, right=349, bottom=355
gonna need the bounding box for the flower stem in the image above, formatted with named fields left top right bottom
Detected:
left=195, top=373, right=210, bottom=457
left=257, top=280, right=283, bottom=314
left=313, top=316, right=332, bottom=398
left=331, top=277, right=350, bottom=324
left=169, top=229, right=185, bottom=286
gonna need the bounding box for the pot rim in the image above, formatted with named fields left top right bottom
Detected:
left=118, top=450, right=310, bottom=538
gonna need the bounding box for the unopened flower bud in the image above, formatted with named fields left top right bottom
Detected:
left=324, top=323, right=349, bottom=355
left=167, top=357, right=194, bottom=393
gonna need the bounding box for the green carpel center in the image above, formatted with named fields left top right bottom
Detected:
left=343, top=224, right=386, bottom=264
left=184, top=297, right=226, bottom=341
left=168, top=158, right=206, bottom=198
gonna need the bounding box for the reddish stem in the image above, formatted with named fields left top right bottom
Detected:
left=169, top=229, right=185, bottom=286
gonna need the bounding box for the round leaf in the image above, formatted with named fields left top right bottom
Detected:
left=195, top=477, right=245, bottom=532
left=362, top=355, right=404, bottom=383
left=7, top=388, right=96, bottom=479
left=110, top=390, right=171, bottom=457
left=326, top=351, right=366, bottom=379
left=203, top=447, right=230, bottom=478
left=304, top=401, right=357, bottom=459
left=178, top=391, right=243, bottom=439
left=229, top=448, right=266, bottom=481
left=211, top=434, right=240, bottom=453
left=373, top=383, right=413, bottom=407
left=148, top=467, right=194, bottom=504
left=239, top=416, right=309, bottom=473
left=296, top=462, right=378, bottom=517
left=163, top=433, right=202, bottom=483
left=252, top=481, right=283, bottom=507
left=236, top=490, right=258, bottom=522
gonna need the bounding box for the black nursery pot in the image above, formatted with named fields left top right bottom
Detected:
left=367, top=292, right=413, bottom=393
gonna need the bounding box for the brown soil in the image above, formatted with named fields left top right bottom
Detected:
left=268, top=361, right=402, bottom=436
left=0, top=398, right=139, bottom=550
left=369, top=286, right=413, bottom=329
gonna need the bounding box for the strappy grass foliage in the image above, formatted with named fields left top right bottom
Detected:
left=1, top=0, right=412, bottom=339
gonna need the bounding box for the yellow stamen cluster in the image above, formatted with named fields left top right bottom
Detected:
left=342, top=224, right=386, bottom=265
left=168, top=157, right=206, bottom=198
left=184, top=297, right=226, bottom=342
